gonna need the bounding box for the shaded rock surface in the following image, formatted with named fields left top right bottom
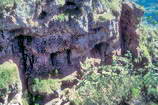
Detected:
left=0, top=0, right=143, bottom=104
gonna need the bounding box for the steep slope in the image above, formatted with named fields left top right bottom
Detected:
left=0, top=0, right=143, bottom=104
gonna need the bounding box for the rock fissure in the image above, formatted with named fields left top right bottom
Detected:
left=16, top=35, right=36, bottom=105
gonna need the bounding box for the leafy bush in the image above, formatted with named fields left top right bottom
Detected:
left=31, top=78, right=61, bottom=94
left=72, top=46, right=158, bottom=105
left=139, top=24, right=158, bottom=64
left=100, top=0, right=122, bottom=11
left=143, top=65, right=158, bottom=100
left=0, top=0, right=21, bottom=7
left=0, top=60, right=19, bottom=89
left=22, top=93, right=29, bottom=105
left=73, top=53, right=142, bottom=105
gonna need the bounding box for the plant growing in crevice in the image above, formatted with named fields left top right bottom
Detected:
left=52, top=13, right=68, bottom=22
left=50, top=69, right=60, bottom=76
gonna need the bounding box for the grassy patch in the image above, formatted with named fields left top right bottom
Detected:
left=94, top=12, right=115, bottom=22
left=52, top=13, right=68, bottom=22
left=22, top=98, right=29, bottom=105
left=131, top=88, right=141, bottom=98
left=0, top=0, right=21, bottom=7
left=99, top=0, right=122, bottom=11
left=31, top=78, right=61, bottom=94
left=22, top=91, right=30, bottom=105
left=31, top=73, right=76, bottom=95
left=58, top=0, right=65, bottom=6
left=0, top=60, right=19, bottom=89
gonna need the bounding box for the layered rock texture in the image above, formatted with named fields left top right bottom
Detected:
left=0, top=0, right=143, bottom=104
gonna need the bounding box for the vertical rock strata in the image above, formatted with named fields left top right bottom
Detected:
left=120, top=1, right=144, bottom=56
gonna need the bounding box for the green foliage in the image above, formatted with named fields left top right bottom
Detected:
left=50, top=69, right=60, bottom=76
left=74, top=53, right=141, bottom=105
left=94, top=12, right=115, bottom=22
left=143, top=65, right=158, bottom=98
left=73, top=45, right=158, bottom=105
left=139, top=24, right=158, bottom=64
left=131, top=87, right=141, bottom=98
left=22, top=91, right=30, bottom=105
left=58, top=0, right=65, bottom=6
left=52, top=13, right=68, bottom=22
left=93, top=0, right=121, bottom=22
left=0, top=0, right=21, bottom=7
left=137, top=23, right=158, bottom=103
left=99, top=0, right=122, bottom=11
left=0, top=61, right=19, bottom=89
left=31, top=78, right=61, bottom=94
left=149, top=102, right=158, bottom=105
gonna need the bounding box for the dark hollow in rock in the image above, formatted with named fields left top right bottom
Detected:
left=61, top=79, right=78, bottom=90
left=0, top=30, right=4, bottom=39
left=50, top=52, right=58, bottom=67
left=65, top=1, right=76, bottom=6
left=38, top=11, right=47, bottom=19
left=0, top=45, right=3, bottom=52
left=64, top=1, right=82, bottom=16
left=66, top=49, right=71, bottom=65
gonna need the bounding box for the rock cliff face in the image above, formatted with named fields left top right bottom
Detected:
left=0, top=0, right=143, bottom=104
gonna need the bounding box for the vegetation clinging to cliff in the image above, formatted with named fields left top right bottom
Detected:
left=100, top=0, right=122, bottom=11
left=0, top=60, right=19, bottom=89
left=0, top=0, right=21, bottom=7
left=70, top=23, right=158, bottom=105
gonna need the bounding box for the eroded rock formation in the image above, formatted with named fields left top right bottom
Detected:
left=0, top=0, right=143, bottom=104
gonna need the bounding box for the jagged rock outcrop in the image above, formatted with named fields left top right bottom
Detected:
left=120, top=1, right=144, bottom=56
left=0, top=0, right=143, bottom=104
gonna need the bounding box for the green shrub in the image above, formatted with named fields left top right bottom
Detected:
left=0, top=60, right=19, bottom=89
left=143, top=65, right=158, bottom=99
left=99, top=0, right=122, bottom=11
left=94, top=12, right=115, bottom=22
left=74, top=53, right=141, bottom=105
left=22, top=91, right=30, bottom=105
left=139, top=24, right=158, bottom=64
left=0, top=0, right=21, bottom=7
left=31, top=78, right=61, bottom=94
left=131, top=88, right=141, bottom=98
left=52, top=13, right=68, bottom=22
left=58, top=0, right=65, bottom=6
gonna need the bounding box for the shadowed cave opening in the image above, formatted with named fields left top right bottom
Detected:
left=0, top=45, right=3, bottom=52
left=38, top=11, right=47, bottom=19
left=66, top=49, right=71, bottom=64
left=65, top=1, right=76, bottom=6
left=0, top=30, right=4, bottom=39
left=63, top=0, right=82, bottom=16
left=93, top=42, right=108, bottom=56
left=50, top=52, right=58, bottom=67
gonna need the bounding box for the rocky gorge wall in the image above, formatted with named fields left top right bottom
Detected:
left=0, top=0, right=143, bottom=104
